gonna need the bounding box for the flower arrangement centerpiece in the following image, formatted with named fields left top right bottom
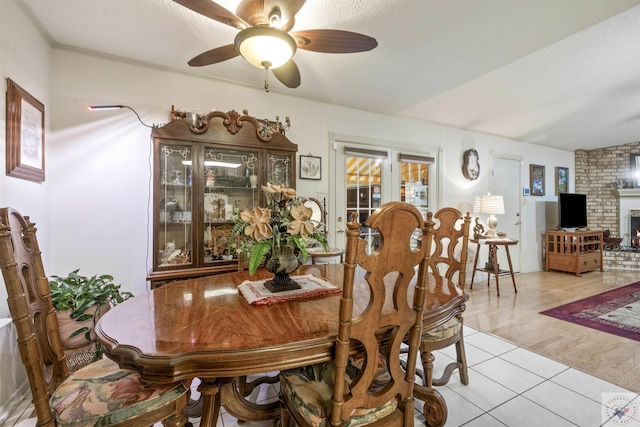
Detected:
left=230, top=183, right=328, bottom=293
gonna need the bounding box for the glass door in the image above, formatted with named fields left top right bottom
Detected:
left=398, top=153, right=435, bottom=220
left=202, top=146, right=259, bottom=265
left=334, top=143, right=390, bottom=251
left=156, top=143, right=193, bottom=269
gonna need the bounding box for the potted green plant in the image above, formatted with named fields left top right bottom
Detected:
left=49, top=269, right=132, bottom=360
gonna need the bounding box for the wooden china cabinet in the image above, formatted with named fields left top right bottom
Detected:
left=147, top=108, right=297, bottom=288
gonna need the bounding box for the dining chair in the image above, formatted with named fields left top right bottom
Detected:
left=0, top=207, right=189, bottom=427
left=416, top=207, right=471, bottom=389
left=278, top=201, right=440, bottom=426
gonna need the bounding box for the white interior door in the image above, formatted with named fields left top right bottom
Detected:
left=491, top=155, right=522, bottom=273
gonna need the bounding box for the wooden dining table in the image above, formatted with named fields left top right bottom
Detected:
left=95, top=264, right=448, bottom=427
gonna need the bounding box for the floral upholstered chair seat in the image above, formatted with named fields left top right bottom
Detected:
left=51, top=357, right=188, bottom=426
left=280, top=353, right=396, bottom=427
left=422, top=316, right=461, bottom=342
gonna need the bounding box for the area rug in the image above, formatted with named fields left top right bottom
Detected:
left=540, top=282, right=640, bottom=342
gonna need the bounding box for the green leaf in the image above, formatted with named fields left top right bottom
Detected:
left=69, top=327, right=90, bottom=338
left=249, top=241, right=271, bottom=275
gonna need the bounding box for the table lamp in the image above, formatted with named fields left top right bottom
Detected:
left=474, top=194, right=505, bottom=238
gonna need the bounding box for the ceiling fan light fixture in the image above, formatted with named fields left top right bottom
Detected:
left=235, top=26, right=296, bottom=70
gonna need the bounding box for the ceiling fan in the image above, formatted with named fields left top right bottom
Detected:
left=173, top=0, right=378, bottom=90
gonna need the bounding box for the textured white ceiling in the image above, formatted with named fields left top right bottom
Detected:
left=19, top=0, right=640, bottom=151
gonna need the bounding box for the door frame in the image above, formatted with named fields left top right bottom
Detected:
left=490, top=150, right=522, bottom=273
left=329, top=133, right=440, bottom=249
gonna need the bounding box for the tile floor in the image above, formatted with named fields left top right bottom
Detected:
left=7, top=327, right=640, bottom=427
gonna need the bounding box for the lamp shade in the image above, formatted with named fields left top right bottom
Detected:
left=235, top=27, right=297, bottom=69
left=474, top=195, right=505, bottom=215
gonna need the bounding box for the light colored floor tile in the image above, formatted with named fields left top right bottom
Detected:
left=489, top=395, right=576, bottom=427
left=551, top=368, right=639, bottom=403
left=524, top=380, right=604, bottom=427
left=463, top=325, right=479, bottom=336
left=471, top=357, right=545, bottom=394
left=464, top=332, right=518, bottom=356
left=445, top=370, right=517, bottom=412
left=461, top=413, right=508, bottom=426
left=499, top=347, right=568, bottom=379
left=462, top=341, right=496, bottom=367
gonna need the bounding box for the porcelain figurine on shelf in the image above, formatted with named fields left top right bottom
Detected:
left=206, top=170, right=216, bottom=187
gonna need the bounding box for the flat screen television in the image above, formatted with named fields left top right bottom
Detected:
left=558, top=193, right=588, bottom=230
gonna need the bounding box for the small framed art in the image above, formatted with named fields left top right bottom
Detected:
left=529, top=164, right=545, bottom=196
left=300, top=155, right=321, bottom=180
left=555, top=167, right=568, bottom=195
left=6, top=78, right=45, bottom=182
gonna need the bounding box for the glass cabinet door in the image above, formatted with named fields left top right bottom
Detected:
left=157, top=144, right=193, bottom=268
left=267, top=152, right=293, bottom=188
left=202, top=147, right=259, bottom=265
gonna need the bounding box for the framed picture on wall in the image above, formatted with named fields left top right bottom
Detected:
left=631, top=154, right=640, bottom=188
left=529, top=164, right=545, bottom=196
left=300, top=155, right=321, bottom=180
left=555, top=167, right=569, bottom=195
left=6, top=78, right=45, bottom=182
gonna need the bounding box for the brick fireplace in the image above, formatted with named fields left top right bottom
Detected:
left=614, top=189, right=640, bottom=247
left=605, top=188, right=640, bottom=270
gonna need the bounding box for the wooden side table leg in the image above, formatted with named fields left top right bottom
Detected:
left=492, top=245, right=500, bottom=297
left=505, top=246, right=518, bottom=293
left=470, top=242, right=481, bottom=289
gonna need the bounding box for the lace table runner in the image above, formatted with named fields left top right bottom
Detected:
left=238, top=274, right=342, bottom=306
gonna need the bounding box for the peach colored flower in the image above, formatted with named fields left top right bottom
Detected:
left=240, top=207, right=273, bottom=240
left=288, top=205, right=314, bottom=236
left=262, top=183, right=277, bottom=194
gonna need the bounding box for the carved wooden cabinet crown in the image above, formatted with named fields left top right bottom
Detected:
left=148, top=108, right=297, bottom=288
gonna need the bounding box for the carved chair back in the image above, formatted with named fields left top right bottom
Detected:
left=331, top=201, right=431, bottom=425
left=425, top=207, right=471, bottom=317
left=0, top=208, right=69, bottom=426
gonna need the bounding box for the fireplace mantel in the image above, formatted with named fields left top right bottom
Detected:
left=613, top=188, right=640, bottom=248
left=614, top=188, right=640, bottom=197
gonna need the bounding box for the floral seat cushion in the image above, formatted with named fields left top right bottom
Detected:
left=422, top=316, right=461, bottom=342
left=50, top=357, right=187, bottom=426
left=280, top=353, right=397, bottom=427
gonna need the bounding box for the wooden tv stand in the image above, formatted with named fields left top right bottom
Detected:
left=545, top=230, right=603, bottom=276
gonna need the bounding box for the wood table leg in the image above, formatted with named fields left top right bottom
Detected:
left=198, top=378, right=223, bottom=427
left=221, top=376, right=280, bottom=422
left=491, top=245, right=500, bottom=297
left=504, top=246, right=518, bottom=293
left=470, top=242, right=481, bottom=289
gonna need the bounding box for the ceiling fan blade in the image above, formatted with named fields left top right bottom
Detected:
left=291, top=29, right=378, bottom=53
left=174, top=0, right=249, bottom=30
left=236, top=0, right=305, bottom=28
left=188, top=44, right=239, bottom=67
left=272, top=60, right=301, bottom=88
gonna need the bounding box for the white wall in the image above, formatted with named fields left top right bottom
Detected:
left=0, top=0, right=53, bottom=318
